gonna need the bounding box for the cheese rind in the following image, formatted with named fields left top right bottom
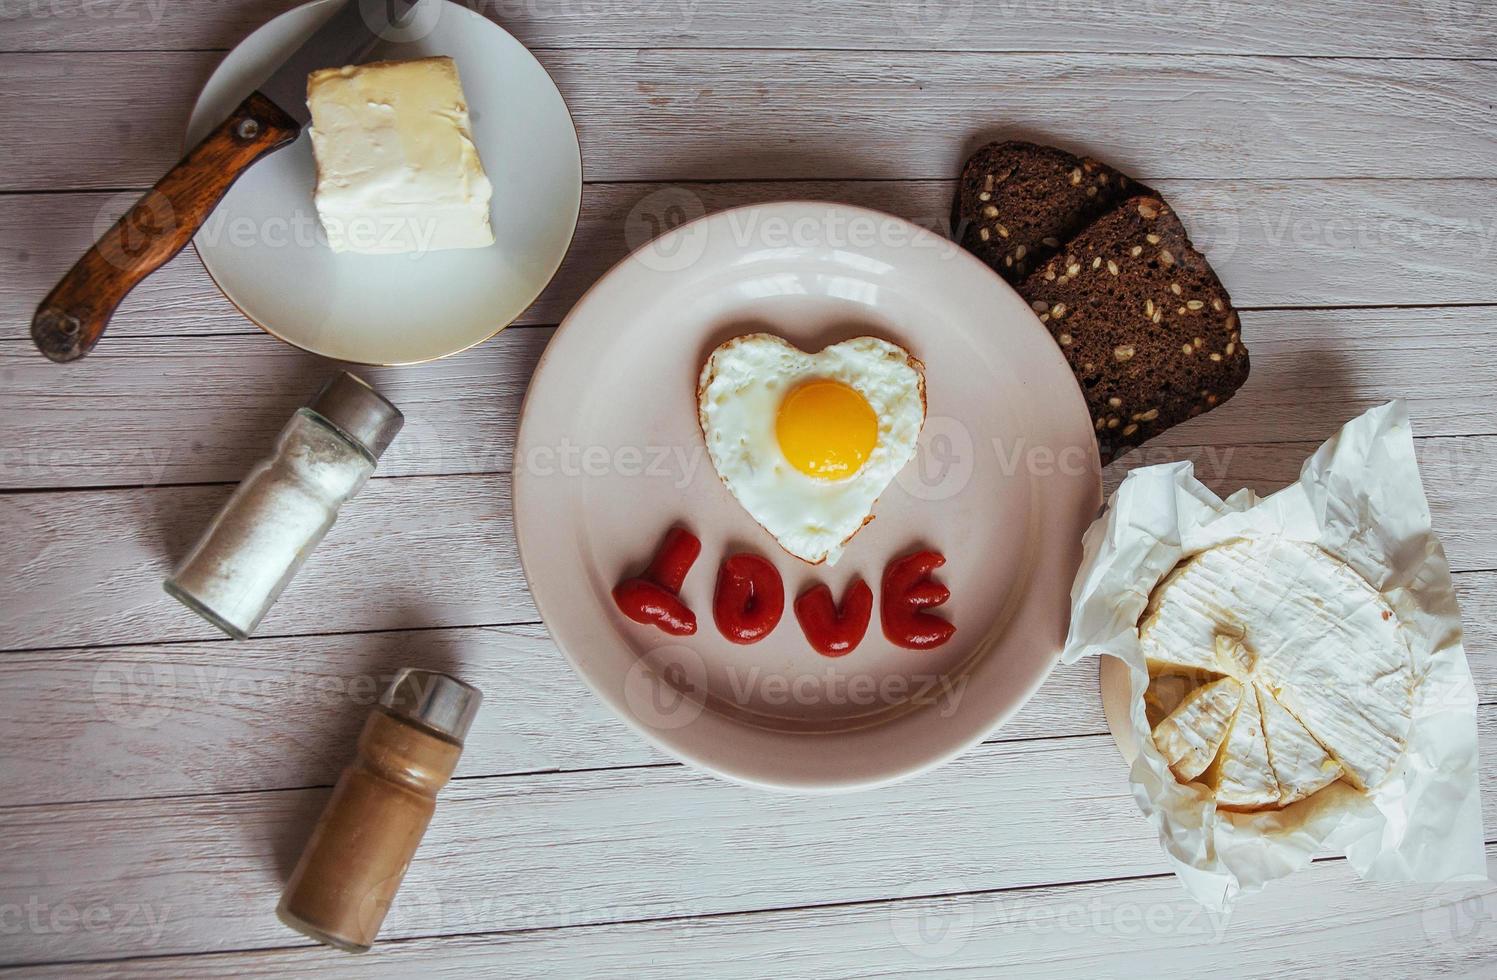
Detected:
left=307, top=57, right=494, bottom=255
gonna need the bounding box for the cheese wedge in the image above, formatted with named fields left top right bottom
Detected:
left=1269, top=678, right=1406, bottom=792
left=1207, top=687, right=1280, bottom=810
left=1152, top=676, right=1243, bottom=781
left=307, top=57, right=494, bottom=255
left=1259, top=690, right=1343, bottom=805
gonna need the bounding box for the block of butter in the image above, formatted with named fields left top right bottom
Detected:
left=306, top=57, right=494, bottom=255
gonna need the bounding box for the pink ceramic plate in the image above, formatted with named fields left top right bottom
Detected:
left=514, top=201, right=1101, bottom=791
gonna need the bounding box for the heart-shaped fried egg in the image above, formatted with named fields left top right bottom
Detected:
left=697, top=334, right=927, bottom=565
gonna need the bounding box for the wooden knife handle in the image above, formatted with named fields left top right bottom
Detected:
left=31, top=92, right=301, bottom=362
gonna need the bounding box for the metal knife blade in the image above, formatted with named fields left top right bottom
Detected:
left=255, top=0, right=427, bottom=126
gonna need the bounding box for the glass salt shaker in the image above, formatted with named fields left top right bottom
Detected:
left=164, top=372, right=403, bottom=639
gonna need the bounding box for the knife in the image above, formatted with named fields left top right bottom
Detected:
left=30, top=0, right=424, bottom=362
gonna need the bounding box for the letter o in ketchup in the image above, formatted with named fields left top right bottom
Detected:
left=713, top=553, right=784, bottom=644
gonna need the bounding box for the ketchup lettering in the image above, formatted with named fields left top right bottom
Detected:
left=612, top=527, right=701, bottom=635
left=713, top=553, right=785, bottom=644
left=794, top=579, right=873, bottom=657
left=880, top=550, right=955, bottom=650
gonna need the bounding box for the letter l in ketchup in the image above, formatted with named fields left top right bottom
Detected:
left=881, top=550, right=955, bottom=650
left=612, top=527, right=701, bottom=636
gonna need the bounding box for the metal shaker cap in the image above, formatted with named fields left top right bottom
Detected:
left=307, top=372, right=404, bottom=461
left=381, top=668, right=482, bottom=744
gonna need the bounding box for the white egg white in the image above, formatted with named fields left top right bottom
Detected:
left=697, top=334, right=927, bottom=565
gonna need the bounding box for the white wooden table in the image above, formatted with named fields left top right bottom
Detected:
left=2, top=1, right=1496, bottom=975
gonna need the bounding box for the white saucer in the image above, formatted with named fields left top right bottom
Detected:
left=187, top=0, right=582, bottom=365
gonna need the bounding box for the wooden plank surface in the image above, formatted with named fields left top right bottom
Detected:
left=1, top=714, right=1493, bottom=965
left=5, top=1, right=1496, bottom=975
left=7, top=180, right=1495, bottom=346
left=5, top=304, right=1497, bottom=490
left=0, top=331, right=551, bottom=488
left=6, top=52, right=1497, bottom=191
left=0, top=474, right=537, bottom=652
left=7, top=0, right=1496, bottom=58
left=14, top=849, right=1495, bottom=978
left=3, top=567, right=1492, bottom=810
left=0, top=621, right=1106, bottom=807
left=2, top=435, right=1494, bottom=653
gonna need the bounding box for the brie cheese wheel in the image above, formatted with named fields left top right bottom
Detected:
left=1152, top=676, right=1242, bottom=781
left=307, top=57, right=494, bottom=255
left=1141, top=536, right=1414, bottom=807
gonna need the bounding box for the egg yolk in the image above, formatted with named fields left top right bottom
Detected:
left=775, top=380, right=879, bottom=480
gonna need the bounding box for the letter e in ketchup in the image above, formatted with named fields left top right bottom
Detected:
left=881, top=550, right=955, bottom=650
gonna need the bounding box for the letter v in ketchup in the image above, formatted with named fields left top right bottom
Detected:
left=713, top=553, right=784, bottom=644
left=881, top=550, right=955, bottom=650
left=794, top=580, right=873, bottom=657
left=612, top=527, right=701, bottom=635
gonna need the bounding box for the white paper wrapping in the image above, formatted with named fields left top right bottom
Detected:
left=1061, top=401, right=1485, bottom=910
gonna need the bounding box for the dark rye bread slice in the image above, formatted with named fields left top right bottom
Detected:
left=1018, top=195, right=1249, bottom=464
left=952, top=141, right=1147, bottom=285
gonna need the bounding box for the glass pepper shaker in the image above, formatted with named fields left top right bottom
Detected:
left=278, top=668, right=482, bottom=952
left=164, top=372, right=403, bottom=639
